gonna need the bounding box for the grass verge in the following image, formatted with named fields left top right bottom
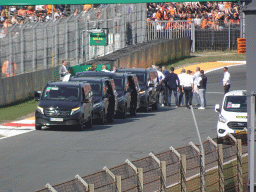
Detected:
left=0, top=98, right=38, bottom=124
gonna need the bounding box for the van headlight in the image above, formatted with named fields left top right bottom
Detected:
left=218, top=114, right=227, bottom=123
left=36, top=106, right=44, bottom=114
left=70, top=107, right=80, bottom=115
left=140, top=91, right=146, bottom=96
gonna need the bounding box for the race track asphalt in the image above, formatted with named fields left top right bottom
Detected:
left=0, top=64, right=246, bottom=192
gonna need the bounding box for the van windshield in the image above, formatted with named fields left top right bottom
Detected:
left=133, top=72, right=145, bottom=86
left=224, top=96, right=247, bottom=112
left=90, top=83, right=102, bottom=96
left=42, top=86, right=80, bottom=101
left=113, top=78, right=123, bottom=91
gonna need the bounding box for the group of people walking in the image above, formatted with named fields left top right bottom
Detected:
left=154, top=65, right=207, bottom=109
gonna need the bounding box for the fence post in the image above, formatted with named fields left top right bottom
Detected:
left=228, top=21, right=231, bottom=50
left=189, top=141, right=205, bottom=191
left=33, top=22, right=40, bottom=71
left=103, top=8, right=107, bottom=56
left=218, top=144, right=224, bottom=192
left=160, top=161, right=166, bottom=192
left=88, top=184, right=94, bottom=192
left=116, top=175, right=122, bottom=192
left=8, top=32, right=12, bottom=77
left=138, top=168, right=143, bottom=192
left=75, top=17, right=79, bottom=64
left=103, top=166, right=122, bottom=192
left=237, top=139, right=243, bottom=192
left=111, top=6, right=115, bottom=52
left=45, top=183, right=57, bottom=192
left=191, top=21, right=195, bottom=53
left=125, top=159, right=143, bottom=192
left=181, top=154, right=186, bottom=192
left=43, top=22, right=51, bottom=69
left=65, top=16, right=72, bottom=62
left=149, top=152, right=166, bottom=191
left=20, top=24, right=25, bottom=73
left=75, top=174, right=89, bottom=191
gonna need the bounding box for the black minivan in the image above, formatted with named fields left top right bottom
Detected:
left=116, top=68, right=160, bottom=111
left=75, top=71, right=140, bottom=118
left=69, top=77, right=117, bottom=124
left=34, top=81, right=93, bottom=131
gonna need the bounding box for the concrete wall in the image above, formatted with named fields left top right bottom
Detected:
left=0, top=37, right=190, bottom=107
left=84, top=37, right=191, bottom=69
left=0, top=67, right=59, bottom=106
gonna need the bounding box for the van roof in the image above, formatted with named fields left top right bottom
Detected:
left=224, top=90, right=246, bottom=96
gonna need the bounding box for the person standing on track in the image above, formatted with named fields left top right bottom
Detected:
left=198, top=70, right=207, bottom=109
left=164, top=67, right=179, bottom=107
left=162, top=66, right=170, bottom=106
left=178, top=69, right=186, bottom=106
left=193, top=67, right=201, bottom=106
left=181, top=70, right=194, bottom=109
left=223, top=66, right=230, bottom=94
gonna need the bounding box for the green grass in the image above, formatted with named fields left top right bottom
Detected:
left=0, top=99, right=38, bottom=124
left=165, top=50, right=246, bottom=70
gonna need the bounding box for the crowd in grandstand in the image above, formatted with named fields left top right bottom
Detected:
left=0, top=2, right=241, bottom=33
left=0, top=4, right=92, bottom=28
left=147, top=2, right=241, bottom=30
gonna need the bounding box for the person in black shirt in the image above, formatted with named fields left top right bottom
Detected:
left=198, top=70, right=207, bottom=109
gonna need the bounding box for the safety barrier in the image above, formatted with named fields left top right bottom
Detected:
left=36, top=134, right=248, bottom=192
left=237, top=38, right=246, bottom=54
left=0, top=67, right=59, bottom=106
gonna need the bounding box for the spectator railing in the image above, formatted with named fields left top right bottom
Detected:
left=0, top=4, right=148, bottom=78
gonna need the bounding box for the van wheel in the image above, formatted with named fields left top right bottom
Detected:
left=35, top=125, right=42, bottom=130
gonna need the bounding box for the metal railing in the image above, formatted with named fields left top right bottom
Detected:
left=0, top=4, right=147, bottom=78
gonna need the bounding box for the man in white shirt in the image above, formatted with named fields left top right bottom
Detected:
left=223, top=67, right=230, bottom=94
left=59, top=60, right=69, bottom=81
left=193, top=67, right=201, bottom=106
left=101, top=64, right=110, bottom=72
left=181, top=70, right=194, bottom=108
left=178, top=69, right=186, bottom=106
left=153, top=65, right=165, bottom=106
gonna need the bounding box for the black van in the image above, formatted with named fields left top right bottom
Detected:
left=34, top=81, right=93, bottom=131
left=69, top=77, right=117, bottom=124
left=116, top=68, right=160, bottom=111
left=75, top=71, right=140, bottom=118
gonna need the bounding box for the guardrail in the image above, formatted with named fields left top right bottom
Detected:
left=36, top=134, right=248, bottom=192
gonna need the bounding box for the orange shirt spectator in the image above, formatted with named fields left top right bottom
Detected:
left=47, top=5, right=55, bottom=13
left=18, top=8, right=27, bottom=16
left=2, top=61, right=16, bottom=77
left=83, top=4, right=92, bottom=12
left=201, top=18, right=208, bottom=29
